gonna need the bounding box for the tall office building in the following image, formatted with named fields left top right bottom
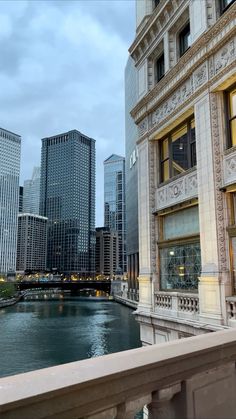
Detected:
left=0, top=128, right=21, bottom=275
left=125, top=56, right=139, bottom=300
left=40, top=130, right=95, bottom=276
left=95, top=227, right=119, bottom=279
left=104, top=154, right=126, bottom=273
left=23, top=166, right=40, bottom=215
left=16, top=214, right=47, bottom=272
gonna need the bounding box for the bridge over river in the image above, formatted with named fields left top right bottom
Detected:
left=17, top=280, right=111, bottom=294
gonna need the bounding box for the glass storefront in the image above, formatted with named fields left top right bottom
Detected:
left=160, top=242, right=201, bottom=290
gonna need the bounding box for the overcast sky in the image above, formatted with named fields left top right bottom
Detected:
left=0, top=0, right=135, bottom=226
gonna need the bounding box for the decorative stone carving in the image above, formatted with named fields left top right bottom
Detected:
left=155, top=170, right=198, bottom=211
left=193, top=62, right=208, bottom=90
left=152, top=78, right=193, bottom=126
left=223, top=149, right=236, bottom=186
left=214, top=40, right=235, bottom=75
left=138, top=117, right=148, bottom=137
left=210, top=93, right=227, bottom=272
left=149, top=141, right=157, bottom=274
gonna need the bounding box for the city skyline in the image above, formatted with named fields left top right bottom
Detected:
left=0, top=0, right=135, bottom=226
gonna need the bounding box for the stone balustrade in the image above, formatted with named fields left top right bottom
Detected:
left=1, top=329, right=236, bottom=419
left=155, top=291, right=199, bottom=320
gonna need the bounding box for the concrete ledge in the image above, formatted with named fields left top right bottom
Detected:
left=1, top=329, right=236, bottom=418
left=113, top=295, right=138, bottom=309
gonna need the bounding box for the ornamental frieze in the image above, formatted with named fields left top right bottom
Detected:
left=155, top=170, right=198, bottom=211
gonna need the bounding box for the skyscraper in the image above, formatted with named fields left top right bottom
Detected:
left=104, top=154, right=126, bottom=274
left=95, top=227, right=119, bottom=279
left=0, top=128, right=21, bottom=275
left=16, top=214, right=47, bottom=272
left=40, top=130, right=95, bottom=276
left=125, top=56, right=139, bottom=299
left=19, top=186, right=24, bottom=213
left=23, top=166, right=41, bottom=215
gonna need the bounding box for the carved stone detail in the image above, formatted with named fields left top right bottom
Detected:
left=210, top=93, right=227, bottom=272
left=214, top=40, right=235, bottom=75
left=193, top=62, right=208, bottom=90
left=223, top=149, right=236, bottom=186
left=155, top=170, right=198, bottom=211
left=138, top=117, right=148, bottom=137
left=149, top=142, right=157, bottom=273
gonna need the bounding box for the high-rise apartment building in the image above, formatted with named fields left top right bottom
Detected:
left=104, top=154, right=126, bottom=274
left=125, top=56, right=139, bottom=300
left=23, top=166, right=40, bottom=215
left=130, top=0, right=236, bottom=342
left=95, top=227, right=119, bottom=279
left=40, top=130, right=95, bottom=276
left=16, top=214, right=47, bottom=272
left=0, top=128, right=21, bottom=275
left=19, top=186, right=23, bottom=213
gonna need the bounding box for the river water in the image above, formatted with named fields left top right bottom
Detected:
left=0, top=300, right=141, bottom=378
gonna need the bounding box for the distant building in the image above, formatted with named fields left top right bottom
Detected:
left=23, top=166, right=41, bottom=215
left=19, top=186, right=24, bottom=213
left=125, top=56, right=139, bottom=300
left=104, top=154, right=126, bottom=274
left=40, top=130, right=96, bottom=276
left=0, top=128, right=21, bottom=275
left=16, top=214, right=47, bottom=272
left=95, top=227, right=119, bottom=278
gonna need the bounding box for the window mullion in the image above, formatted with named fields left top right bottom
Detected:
left=168, top=136, right=172, bottom=178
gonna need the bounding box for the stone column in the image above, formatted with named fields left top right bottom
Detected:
left=137, top=138, right=157, bottom=315
left=189, top=0, right=207, bottom=44
left=195, top=91, right=230, bottom=325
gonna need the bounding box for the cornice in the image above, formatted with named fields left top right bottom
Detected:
left=131, top=4, right=236, bottom=123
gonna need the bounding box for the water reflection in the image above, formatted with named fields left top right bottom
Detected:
left=0, top=301, right=141, bottom=378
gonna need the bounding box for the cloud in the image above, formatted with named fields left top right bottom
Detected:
left=0, top=0, right=135, bottom=225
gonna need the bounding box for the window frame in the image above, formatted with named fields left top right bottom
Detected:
left=179, top=21, right=191, bottom=57
left=219, top=0, right=235, bottom=14
left=153, top=0, right=160, bottom=9
left=155, top=53, right=165, bottom=83
left=159, top=116, right=196, bottom=184
left=225, top=84, right=236, bottom=149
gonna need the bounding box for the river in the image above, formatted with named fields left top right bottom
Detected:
left=0, top=300, right=141, bottom=378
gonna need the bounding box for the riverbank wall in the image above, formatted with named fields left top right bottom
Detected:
left=0, top=297, right=20, bottom=309
left=113, top=295, right=138, bottom=309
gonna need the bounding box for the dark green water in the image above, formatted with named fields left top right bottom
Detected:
left=0, top=300, right=141, bottom=378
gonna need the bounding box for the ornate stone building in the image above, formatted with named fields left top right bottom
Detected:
left=129, top=0, right=236, bottom=343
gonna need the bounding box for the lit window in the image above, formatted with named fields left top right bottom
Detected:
left=179, top=22, right=191, bottom=57
left=160, top=118, right=196, bottom=182
left=227, top=87, right=236, bottom=148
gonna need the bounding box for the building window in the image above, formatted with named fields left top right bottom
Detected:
left=179, top=22, right=190, bottom=57
left=159, top=206, right=200, bottom=291
left=220, top=0, right=235, bottom=14
left=153, top=0, right=160, bottom=8
left=160, top=118, right=196, bottom=183
left=227, top=87, right=236, bottom=148
left=160, top=242, right=200, bottom=290
left=155, top=53, right=165, bottom=83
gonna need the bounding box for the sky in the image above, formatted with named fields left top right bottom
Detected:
left=0, top=0, right=136, bottom=226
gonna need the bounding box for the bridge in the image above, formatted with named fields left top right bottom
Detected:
left=16, top=280, right=111, bottom=294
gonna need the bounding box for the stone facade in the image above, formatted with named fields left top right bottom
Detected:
left=129, top=0, right=236, bottom=344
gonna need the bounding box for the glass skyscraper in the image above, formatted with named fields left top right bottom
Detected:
left=0, top=127, right=21, bottom=275
left=40, top=130, right=95, bottom=276
left=23, top=166, right=41, bottom=215
left=104, top=154, right=126, bottom=274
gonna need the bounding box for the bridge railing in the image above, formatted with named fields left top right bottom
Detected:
left=1, top=328, right=236, bottom=419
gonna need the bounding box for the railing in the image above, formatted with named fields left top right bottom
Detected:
left=1, top=329, right=236, bottom=419
left=155, top=291, right=199, bottom=318
left=226, top=296, right=236, bottom=320
left=155, top=293, right=172, bottom=309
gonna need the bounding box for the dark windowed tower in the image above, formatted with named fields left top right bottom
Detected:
left=104, top=154, right=126, bottom=274
left=40, top=130, right=95, bottom=277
